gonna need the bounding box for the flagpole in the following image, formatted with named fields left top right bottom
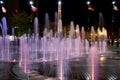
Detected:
left=86, top=1, right=91, bottom=27
left=112, top=1, right=115, bottom=24
left=111, top=0, right=115, bottom=40
left=58, top=0, right=62, bottom=20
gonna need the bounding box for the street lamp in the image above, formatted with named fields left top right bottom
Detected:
left=86, top=1, right=91, bottom=6
left=29, top=0, right=34, bottom=5
left=0, top=1, right=3, bottom=4
left=86, top=1, right=91, bottom=28
left=0, top=0, right=2, bottom=23
left=111, top=0, right=119, bottom=39
left=112, top=1, right=115, bottom=5
left=58, top=0, right=62, bottom=20
left=112, top=1, right=115, bottom=23
left=58, top=0, right=62, bottom=5
left=0, top=0, right=6, bottom=13
left=29, top=0, right=37, bottom=12
left=111, top=0, right=118, bottom=25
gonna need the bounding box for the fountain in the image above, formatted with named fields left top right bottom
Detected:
left=0, top=10, right=111, bottom=80
left=45, top=13, right=50, bottom=29
left=2, top=17, right=8, bottom=36
left=54, top=11, right=58, bottom=35
left=34, top=17, right=39, bottom=36
left=0, top=16, right=9, bottom=61
left=99, top=12, right=105, bottom=29
left=0, top=17, right=8, bottom=36
left=88, top=43, right=99, bottom=80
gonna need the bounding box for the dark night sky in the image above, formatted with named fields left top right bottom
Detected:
left=18, top=0, right=120, bottom=35
left=37, top=0, right=120, bottom=28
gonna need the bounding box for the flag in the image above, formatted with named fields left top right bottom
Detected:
left=2, top=6, right=6, bottom=13
left=31, top=5, right=37, bottom=12
left=113, top=5, right=119, bottom=11
left=88, top=5, right=94, bottom=11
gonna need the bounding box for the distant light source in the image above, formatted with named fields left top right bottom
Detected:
left=58, top=0, right=62, bottom=5
left=13, top=59, right=16, bottom=62
left=112, top=1, right=116, bottom=5
left=0, top=1, right=3, bottom=4
left=86, top=1, right=91, bottom=5
left=9, top=35, right=15, bottom=41
left=88, top=6, right=94, bottom=11
left=29, top=1, right=33, bottom=5
left=100, top=55, right=105, bottom=62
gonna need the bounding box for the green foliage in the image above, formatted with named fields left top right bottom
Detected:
left=11, top=12, right=33, bottom=36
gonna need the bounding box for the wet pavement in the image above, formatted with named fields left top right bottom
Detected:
left=1, top=46, right=120, bottom=80
left=0, top=61, right=19, bottom=80
left=35, top=54, right=120, bottom=80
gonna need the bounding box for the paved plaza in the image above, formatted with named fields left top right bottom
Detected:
left=0, top=46, right=120, bottom=80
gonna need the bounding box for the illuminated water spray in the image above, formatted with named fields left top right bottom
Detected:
left=88, top=43, right=99, bottom=80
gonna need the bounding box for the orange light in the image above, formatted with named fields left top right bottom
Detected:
left=44, top=78, right=49, bottom=80
left=88, top=6, right=94, bottom=11
left=58, top=10, right=62, bottom=14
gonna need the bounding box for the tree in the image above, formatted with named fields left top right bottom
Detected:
left=11, top=12, right=33, bottom=36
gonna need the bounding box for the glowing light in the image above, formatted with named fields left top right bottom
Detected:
left=99, top=32, right=103, bottom=36
left=112, top=1, right=116, bottom=5
left=58, top=0, right=62, bottom=5
left=44, top=78, right=49, bottom=80
left=9, top=36, right=15, bottom=41
left=75, top=29, right=79, bottom=33
left=29, top=1, right=33, bottom=5
left=100, top=55, right=105, bottom=62
left=86, top=1, right=91, bottom=5
left=13, top=59, right=16, bottom=62
left=88, top=6, right=94, bottom=11
left=58, top=0, right=62, bottom=19
left=0, top=1, right=3, bottom=4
